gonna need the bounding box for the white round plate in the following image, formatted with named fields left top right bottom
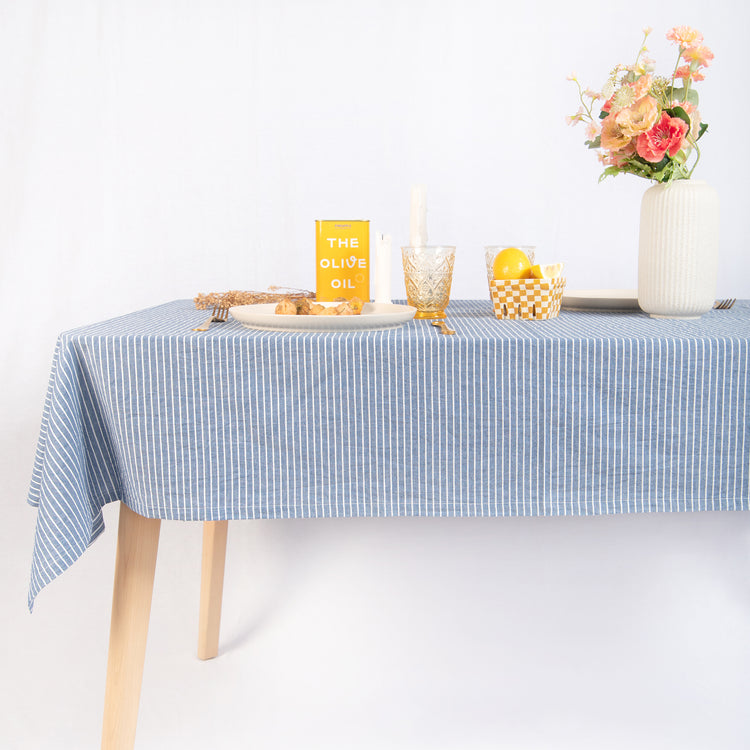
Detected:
left=562, top=289, right=639, bottom=311
left=229, top=302, right=417, bottom=332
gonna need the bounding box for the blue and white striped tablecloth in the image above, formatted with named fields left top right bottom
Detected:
left=27, top=299, right=750, bottom=608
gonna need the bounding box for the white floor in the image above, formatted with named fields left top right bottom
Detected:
left=5, top=471, right=750, bottom=749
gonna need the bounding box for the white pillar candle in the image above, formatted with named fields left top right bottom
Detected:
left=409, top=185, right=427, bottom=247
left=374, top=232, right=392, bottom=304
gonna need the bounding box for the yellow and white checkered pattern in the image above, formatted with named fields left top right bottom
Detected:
left=490, top=277, right=566, bottom=320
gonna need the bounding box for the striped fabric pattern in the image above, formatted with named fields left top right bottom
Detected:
left=27, top=299, right=750, bottom=608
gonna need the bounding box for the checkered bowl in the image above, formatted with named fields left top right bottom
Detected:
left=489, top=277, right=566, bottom=320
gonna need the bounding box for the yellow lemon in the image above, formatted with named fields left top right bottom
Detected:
left=530, top=262, right=564, bottom=279
left=492, top=247, right=532, bottom=280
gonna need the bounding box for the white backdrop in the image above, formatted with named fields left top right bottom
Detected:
left=2, top=2, right=749, bottom=748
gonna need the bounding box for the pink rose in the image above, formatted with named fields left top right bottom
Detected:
left=636, top=112, right=689, bottom=163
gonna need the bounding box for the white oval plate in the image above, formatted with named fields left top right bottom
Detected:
left=562, top=289, right=639, bottom=311
left=230, top=302, right=417, bottom=332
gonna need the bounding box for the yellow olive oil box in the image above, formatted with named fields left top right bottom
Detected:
left=315, top=220, right=370, bottom=301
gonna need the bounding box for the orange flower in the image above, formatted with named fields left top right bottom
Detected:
left=600, top=113, right=632, bottom=152
left=585, top=121, right=600, bottom=141
left=675, top=101, right=697, bottom=118
left=666, top=26, right=703, bottom=49
left=689, top=109, right=703, bottom=139
left=602, top=140, right=636, bottom=167
left=675, top=65, right=705, bottom=82
left=682, top=45, right=714, bottom=67
left=632, top=74, right=653, bottom=99
left=615, top=96, right=660, bottom=138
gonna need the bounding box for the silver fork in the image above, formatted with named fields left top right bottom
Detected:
left=192, top=305, right=229, bottom=331
left=713, top=298, right=736, bottom=310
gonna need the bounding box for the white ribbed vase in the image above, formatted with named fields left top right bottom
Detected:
left=638, top=179, right=720, bottom=319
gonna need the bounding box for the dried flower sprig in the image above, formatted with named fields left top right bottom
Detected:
left=194, top=287, right=315, bottom=310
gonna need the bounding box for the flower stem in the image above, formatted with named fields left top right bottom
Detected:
left=632, top=28, right=650, bottom=72
left=682, top=76, right=692, bottom=106
left=669, top=47, right=683, bottom=102
left=687, top=139, right=701, bottom=178
left=575, top=79, right=594, bottom=120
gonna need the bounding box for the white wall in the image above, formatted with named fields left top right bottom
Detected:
left=3, top=1, right=749, bottom=436
left=2, top=2, right=749, bottom=748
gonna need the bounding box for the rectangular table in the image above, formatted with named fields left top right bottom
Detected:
left=27, top=299, right=750, bottom=748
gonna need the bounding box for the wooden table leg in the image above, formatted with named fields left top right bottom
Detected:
left=101, top=503, right=161, bottom=750
left=198, top=520, right=228, bottom=660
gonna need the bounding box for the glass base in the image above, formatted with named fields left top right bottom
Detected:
left=414, top=310, right=446, bottom=319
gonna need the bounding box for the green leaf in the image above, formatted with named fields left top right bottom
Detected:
left=650, top=159, right=679, bottom=184
left=599, top=110, right=608, bottom=120
left=636, top=154, right=670, bottom=172
left=670, top=86, right=699, bottom=106
left=697, top=122, right=708, bottom=141
left=672, top=149, right=687, bottom=165
left=619, top=157, right=655, bottom=180
left=585, top=136, right=602, bottom=149
left=598, top=166, right=623, bottom=182
left=668, top=106, right=691, bottom=127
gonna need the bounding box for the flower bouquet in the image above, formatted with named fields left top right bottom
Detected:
left=568, top=26, right=712, bottom=184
